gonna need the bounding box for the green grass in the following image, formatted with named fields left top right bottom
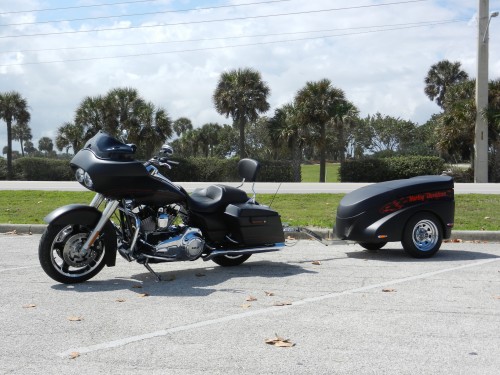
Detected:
left=0, top=191, right=96, bottom=225
left=0, top=190, right=498, bottom=231
left=301, top=163, right=340, bottom=182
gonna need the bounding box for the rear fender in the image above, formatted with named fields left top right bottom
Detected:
left=44, top=204, right=118, bottom=267
left=340, top=201, right=453, bottom=243
left=363, top=202, right=452, bottom=242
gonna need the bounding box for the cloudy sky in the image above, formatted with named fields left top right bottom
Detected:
left=1, top=0, right=500, bottom=152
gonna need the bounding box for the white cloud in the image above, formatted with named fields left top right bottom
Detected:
left=1, top=0, right=500, bottom=151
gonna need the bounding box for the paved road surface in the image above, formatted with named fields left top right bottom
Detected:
left=1, top=235, right=499, bottom=374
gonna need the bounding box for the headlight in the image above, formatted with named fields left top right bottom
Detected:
left=75, top=168, right=85, bottom=183
left=75, top=168, right=93, bottom=189
left=83, top=172, right=93, bottom=189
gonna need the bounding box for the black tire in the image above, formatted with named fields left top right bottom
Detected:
left=401, top=212, right=443, bottom=258
left=39, top=224, right=108, bottom=284
left=211, top=254, right=251, bottom=267
left=359, top=242, right=387, bottom=251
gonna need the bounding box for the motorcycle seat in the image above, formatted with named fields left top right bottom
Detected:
left=188, top=184, right=249, bottom=213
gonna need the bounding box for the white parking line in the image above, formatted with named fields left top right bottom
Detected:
left=57, top=257, right=500, bottom=358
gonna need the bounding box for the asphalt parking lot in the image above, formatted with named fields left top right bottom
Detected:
left=1, top=234, right=499, bottom=375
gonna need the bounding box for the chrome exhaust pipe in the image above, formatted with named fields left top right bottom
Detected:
left=203, top=243, right=285, bottom=261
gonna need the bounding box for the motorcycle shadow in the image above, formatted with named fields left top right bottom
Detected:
left=51, top=260, right=317, bottom=297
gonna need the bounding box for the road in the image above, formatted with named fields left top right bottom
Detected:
left=1, top=181, right=500, bottom=194
left=1, top=235, right=499, bottom=374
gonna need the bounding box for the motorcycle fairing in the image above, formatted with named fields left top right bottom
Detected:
left=70, top=148, right=187, bottom=205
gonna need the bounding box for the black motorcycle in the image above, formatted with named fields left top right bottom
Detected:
left=38, top=131, right=286, bottom=284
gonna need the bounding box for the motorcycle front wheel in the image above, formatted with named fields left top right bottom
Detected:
left=39, top=224, right=108, bottom=284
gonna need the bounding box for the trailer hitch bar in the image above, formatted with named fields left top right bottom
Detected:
left=283, top=226, right=342, bottom=246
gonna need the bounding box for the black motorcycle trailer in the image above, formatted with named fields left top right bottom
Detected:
left=290, top=175, right=455, bottom=258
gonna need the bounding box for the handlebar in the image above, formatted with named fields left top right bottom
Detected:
left=146, top=156, right=178, bottom=170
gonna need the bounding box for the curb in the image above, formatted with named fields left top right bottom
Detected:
left=1, top=224, right=499, bottom=243
left=0, top=224, right=47, bottom=235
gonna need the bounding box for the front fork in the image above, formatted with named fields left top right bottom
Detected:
left=89, top=193, right=105, bottom=208
left=80, top=194, right=119, bottom=255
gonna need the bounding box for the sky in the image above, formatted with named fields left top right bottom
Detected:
left=1, top=0, right=500, bottom=152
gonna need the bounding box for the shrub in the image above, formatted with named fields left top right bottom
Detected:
left=0, top=158, right=6, bottom=179
left=13, top=157, right=74, bottom=181
left=340, top=156, right=445, bottom=182
left=442, top=165, right=473, bottom=182
left=160, top=158, right=295, bottom=182
left=258, top=160, right=296, bottom=182
left=7, top=156, right=295, bottom=182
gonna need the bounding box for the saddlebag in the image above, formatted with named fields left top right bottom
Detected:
left=224, top=203, right=285, bottom=245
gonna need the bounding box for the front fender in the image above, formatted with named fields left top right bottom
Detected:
left=44, top=204, right=118, bottom=267
left=44, top=204, right=102, bottom=226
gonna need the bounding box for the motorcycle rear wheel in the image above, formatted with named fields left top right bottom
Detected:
left=211, top=254, right=251, bottom=267
left=39, top=224, right=107, bottom=284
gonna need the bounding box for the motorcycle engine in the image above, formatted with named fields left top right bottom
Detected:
left=149, top=227, right=205, bottom=261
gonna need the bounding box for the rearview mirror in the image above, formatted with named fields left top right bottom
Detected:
left=161, top=144, right=173, bottom=157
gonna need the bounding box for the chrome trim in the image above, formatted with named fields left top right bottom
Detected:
left=89, top=193, right=104, bottom=208
left=80, top=199, right=119, bottom=254
left=203, top=242, right=285, bottom=261
left=141, top=253, right=178, bottom=262
left=117, top=205, right=142, bottom=253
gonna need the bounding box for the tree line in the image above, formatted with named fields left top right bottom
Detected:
left=1, top=60, right=500, bottom=181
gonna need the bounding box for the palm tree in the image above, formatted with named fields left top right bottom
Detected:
left=199, top=123, right=222, bottom=157
left=73, top=88, right=172, bottom=157
left=439, top=79, right=500, bottom=168
left=424, top=60, right=469, bottom=109
left=442, top=79, right=478, bottom=162
left=294, top=79, right=347, bottom=182
left=135, top=102, right=173, bottom=159
left=173, top=117, right=193, bottom=137
left=213, top=68, right=270, bottom=158
left=12, top=121, right=33, bottom=157
left=75, top=95, right=106, bottom=138
left=55, top=122, right=85, bottom=154
left=104, top=87, right=145, bottom=137
left=184, top=128, right=202, bottom=157
left=0, top=91, right=31, bottom=179
left=268, top=103, right=306, bottom=182
left=328, top=100, right=359, bottom=163
left=23, top=140, right=37, bottom=156
left=38, top=136, right=54, bottom=156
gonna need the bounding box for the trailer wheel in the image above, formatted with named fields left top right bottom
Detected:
left=359, top=242, right=387, bottom=251
left=402, top=212, right=442, bottom=258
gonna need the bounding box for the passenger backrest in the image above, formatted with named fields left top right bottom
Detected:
left=238, top=158, right=260, bottom=182
left=237, top=158, right=260, bottom=203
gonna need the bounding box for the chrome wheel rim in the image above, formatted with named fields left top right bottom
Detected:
left=50, top=226, right=105, bottom=278
left=412, top=219, right=439, bottom=252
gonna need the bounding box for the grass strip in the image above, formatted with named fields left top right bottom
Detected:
left=0, top=191, right=498, bottom=231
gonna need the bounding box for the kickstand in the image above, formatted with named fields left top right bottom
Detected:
left=143, top=260, right=162, bottom=282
